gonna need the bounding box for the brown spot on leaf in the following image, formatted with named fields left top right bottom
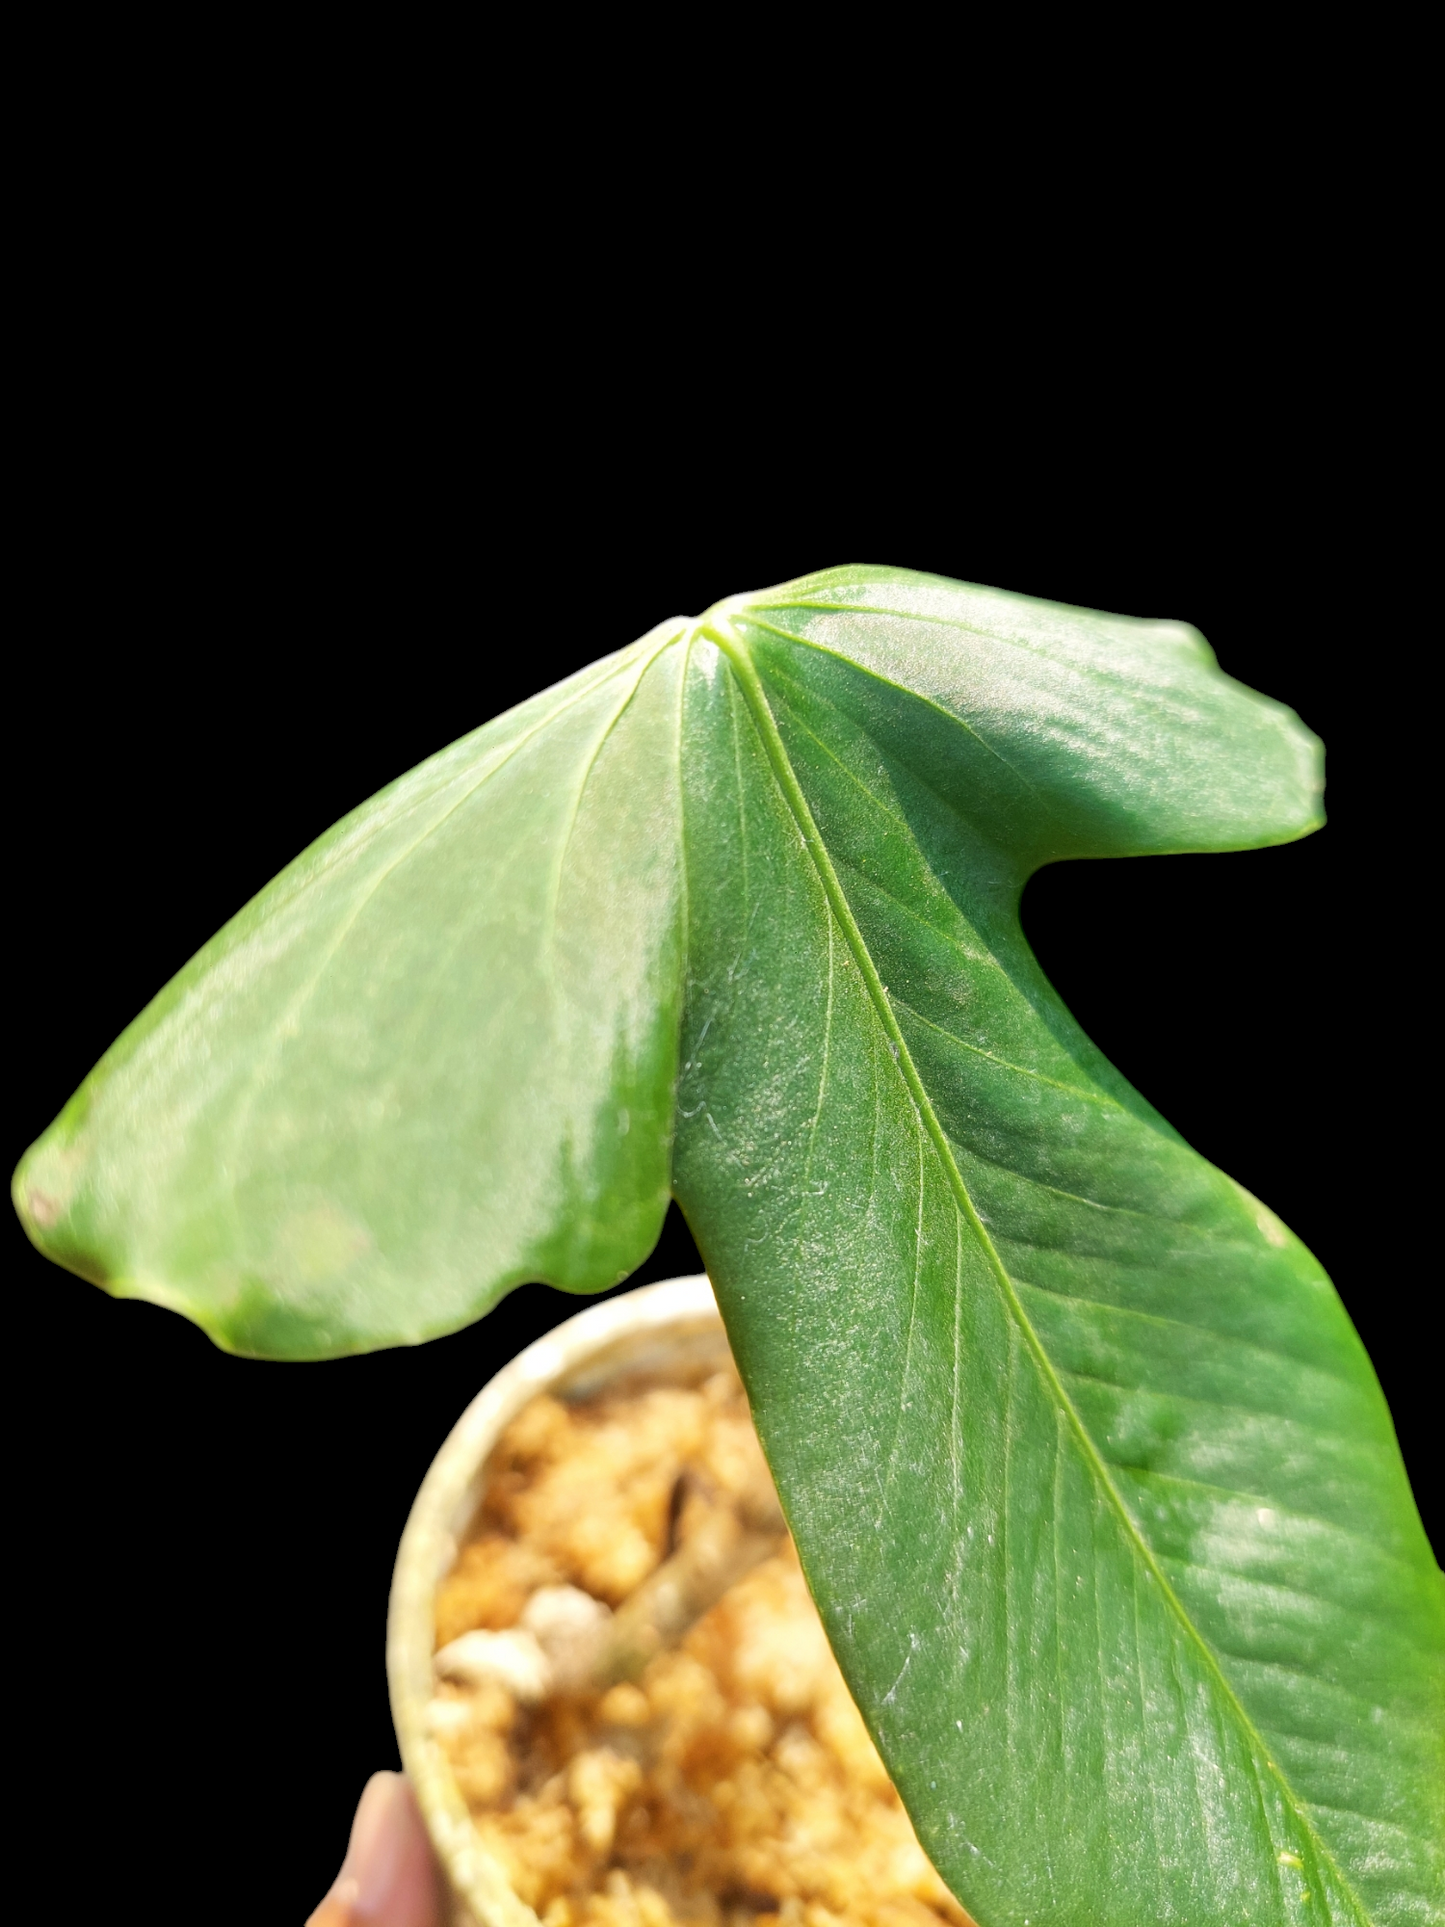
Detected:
left=29, top=1190, right=62, bottom=1230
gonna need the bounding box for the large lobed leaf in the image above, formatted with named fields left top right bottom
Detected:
left=15, top=568, right=1442, bottom=1924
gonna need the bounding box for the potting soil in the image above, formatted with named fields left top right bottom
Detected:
left=428, top=1364, right=972, bottom=1927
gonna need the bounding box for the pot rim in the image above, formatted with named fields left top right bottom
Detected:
left=387, top=1275, right=722, bottom=1927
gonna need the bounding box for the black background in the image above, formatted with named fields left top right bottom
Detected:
left=10, top=288, right=1429, bottom=1921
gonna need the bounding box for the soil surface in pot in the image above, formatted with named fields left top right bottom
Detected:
left=427, top=1357, right=972, bottom=1927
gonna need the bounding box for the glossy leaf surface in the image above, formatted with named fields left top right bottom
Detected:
left=15, top=569, right=1442, bottom=1924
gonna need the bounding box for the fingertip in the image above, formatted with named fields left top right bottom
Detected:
left=307, top=1772, right=441, bottom=1927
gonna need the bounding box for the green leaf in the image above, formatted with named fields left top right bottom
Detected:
left=13, top=627, right=689, bottom=1356
left=15, top=568, right=1441, bottom=1925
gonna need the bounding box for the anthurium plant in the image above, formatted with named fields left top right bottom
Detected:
left=14, top=567, right=1441, bottom=1926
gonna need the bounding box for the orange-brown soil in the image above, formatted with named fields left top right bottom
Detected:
left=430, top=1366, right=972, bottom=1927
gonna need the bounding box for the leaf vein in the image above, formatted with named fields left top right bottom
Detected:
left=703, top=615, right=1374, bottom=1927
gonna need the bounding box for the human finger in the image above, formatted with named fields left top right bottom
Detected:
left=306, top=1771, right=441, bottom=1927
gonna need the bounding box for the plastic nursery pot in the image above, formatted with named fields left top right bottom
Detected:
left=388, top=1275, right=729, bottom=1927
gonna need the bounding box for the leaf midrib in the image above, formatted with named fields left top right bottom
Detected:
left=698, top=614, right=1373, bottom=1926
left=722, top=620, right=1206, bottom=1138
